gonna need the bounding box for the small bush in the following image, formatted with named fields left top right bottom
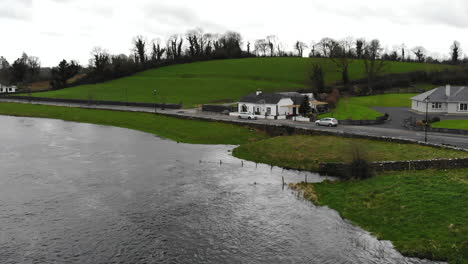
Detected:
left=431, top=117, right=441, bottom=123
left=348, top=145, right=373, bottom=180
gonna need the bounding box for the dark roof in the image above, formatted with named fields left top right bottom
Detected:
left=411, top=86, right=468, bottom=102
left=239, top=92, right=307, bottom=104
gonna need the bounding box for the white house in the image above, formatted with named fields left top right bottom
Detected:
left=237, top=91, right=314, bottom=117
left=0, top=84, right=17, bottom=93
left=411, top=85, right=468, bottom=115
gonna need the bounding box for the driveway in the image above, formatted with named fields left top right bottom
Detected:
left=372, top=107, right=468, bottom=130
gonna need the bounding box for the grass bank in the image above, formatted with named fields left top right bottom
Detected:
left=432, top=119, right=468, bottom=130
left=292, top=169, right=468, bottom=263
left=0, top=102, right=266, bottom=145
left=320, top=93, right=417, bottom=120
left=232, top=135, right=468, bottom=171
left=26, top=58, right=450, bottom=108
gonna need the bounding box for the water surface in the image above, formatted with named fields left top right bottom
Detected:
left=0, top=116, right=440, bottom=263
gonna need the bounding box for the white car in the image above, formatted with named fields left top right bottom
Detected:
left=315, top=118, right=338, bottom=127
left=238, top=112, right=257, bottom=120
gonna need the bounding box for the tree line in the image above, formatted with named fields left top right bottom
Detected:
left=0, top=28, right=466, bottom=93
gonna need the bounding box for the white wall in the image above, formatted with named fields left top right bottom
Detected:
left=238, top=99, right=294, bottom=116
left=277, top=98, right=294, bottom=116
left=412, top=100, right=448, bottom=113
left=448, top=102, right=468, bottom=114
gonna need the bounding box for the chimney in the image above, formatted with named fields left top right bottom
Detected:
left=256, top=90, right=262, bottom=96
left=445, top=84, right=451, bottom=97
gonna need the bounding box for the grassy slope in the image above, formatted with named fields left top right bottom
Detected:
left=432, top=119, right=468, bottom=130
left=29, top=58, right=450, bottom=108
left=294, top=169, right=468, bottom=263
left=320, top=93, right=417, bottom=120
left=232, top=135, right=468, bottom=171
left=0, top=102, right=266, bottom=145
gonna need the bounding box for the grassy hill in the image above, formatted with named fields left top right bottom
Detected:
left=29, top=58, right=451, bottom=108
left=320, top=93, right=419, bottom=120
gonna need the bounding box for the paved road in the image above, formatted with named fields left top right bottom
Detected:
left=2, top=98, right=468, bottom=149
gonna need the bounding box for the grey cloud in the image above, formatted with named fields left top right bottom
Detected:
left=0, top=0, right=32, bottom=20
left=414, top=0, right=468, bottom=28
left=143, top=3, right=225, bottom=35
left=314, top=0, right=468, bottom=29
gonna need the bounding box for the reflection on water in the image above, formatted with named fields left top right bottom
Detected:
left=0, top=116, right=441, bottom=263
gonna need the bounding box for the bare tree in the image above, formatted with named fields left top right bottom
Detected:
left=294, top=41, right=308, bottom=57
left=91, top=47, right=110, bottom=73
left=151, top=39, right=166, bottom=62
left=133, top=35, right=147, bottom=64
left=186, top=28, right=207, bottom=57
left=331, top=41, right=353, bottom=91
left=363, top=39, right=386, bottom=94
left=400, top=43, right=406, bottom=61
left=167, top=35, right=184, bottom=59
left=266, top=35, right=278, bottom=57
left=254, top=39, right=268, bottom=56
left=355, top=39, right=365, bottom=59
left=451, top=40, right=461, bottom=64
left=340, top=37, right=355, bottom=57
left=412, top=46, right=426, bottom=62
left=309, top=41, right=317, bottom=57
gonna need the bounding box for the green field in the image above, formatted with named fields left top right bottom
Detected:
left=293, top=169, right=468, bottom=263
left=28, top=58, right=450, bottom=108
left=0, top=102, right=266, bottom=144
left=320, top=93, right=417, bottom=120
left=433, top=119, right=468, bottom=130
left=232, top=135, right=468, bottom=171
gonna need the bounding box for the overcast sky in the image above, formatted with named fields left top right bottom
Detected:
left=2, top=0, right=468, bottom=66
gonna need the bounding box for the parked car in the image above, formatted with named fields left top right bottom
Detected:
left=315, top=118, right=338, bottom=127
left=238, top=112, right=257, bottom=120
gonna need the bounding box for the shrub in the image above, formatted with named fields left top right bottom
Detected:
left=326, top=88, right=340, bottom=108
left=431, top=117, right=441, bottom=123
left=347, top=144, right=373, bottom=180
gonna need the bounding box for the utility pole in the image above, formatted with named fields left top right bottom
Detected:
left=424, top=96, right=429, bottom=142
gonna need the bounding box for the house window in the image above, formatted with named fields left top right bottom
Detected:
left=459, top=103, right=468, bottom=111
left=432, top=102, right=442, bottom=109
left=266, top=107, right=271, bottom=115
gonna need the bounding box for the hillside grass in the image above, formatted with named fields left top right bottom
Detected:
left=232, top=135, right=468, bottom=171
left=320, top=93, right=417, bottom=120
left=0, top=102, right=266, bottom=145
left=432, top=119, right=468, bottom=130
left=27, top=58, right=451, bottom=108
left=293, top=169, right=468, bottom=263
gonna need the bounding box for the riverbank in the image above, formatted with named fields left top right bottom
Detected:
left=0, top=102, right=266, bottom=145
left=291, top=169, right=468, bottom=264
left=232, top=135, right=468, bottom=171
left=1, top=101, right=467, bottom=263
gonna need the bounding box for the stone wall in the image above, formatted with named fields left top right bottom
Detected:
left=202, top=104, right=237, bottom=113
left=319, top=158, right=468, bottom=177
left=1, top=96, right=182, bottom=109
left=338, top=116, right=387, bottom=126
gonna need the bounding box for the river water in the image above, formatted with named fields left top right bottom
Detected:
left=0, top=116, right=441, bottom=264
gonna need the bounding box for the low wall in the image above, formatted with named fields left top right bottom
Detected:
left=408, top=126, right=468, bottom=136
left=1, top=95, right=182, bottom=109
left=338, top=116, right=387, bottom=126
left=293, top=116, right=311, bottom=122
left=201, top=104, right=236, bottom=113
left=319, top=158, right=468, bottom=177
